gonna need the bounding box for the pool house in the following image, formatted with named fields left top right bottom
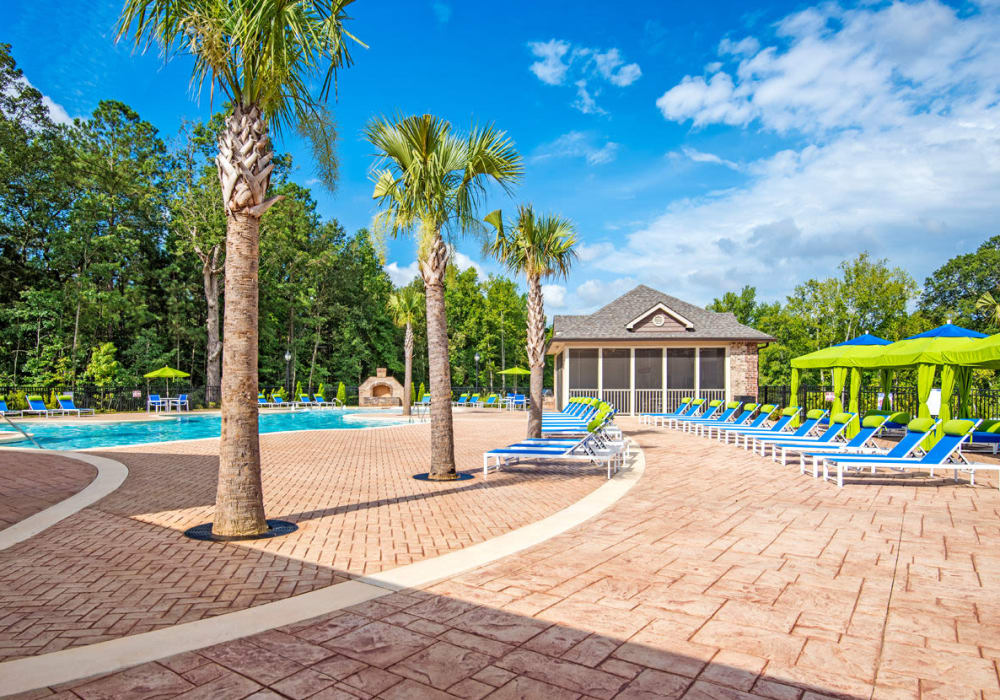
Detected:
left=548, top=285, right=774, bottom=415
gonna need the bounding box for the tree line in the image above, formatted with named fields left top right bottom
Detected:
left=707, top=242, right=1000, bottom=387
left=0, top=44, right=535, bottom=401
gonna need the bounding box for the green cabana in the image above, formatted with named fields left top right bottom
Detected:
left=790, top=334, right=890, bottom=435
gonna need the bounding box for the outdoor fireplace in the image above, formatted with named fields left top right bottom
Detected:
left=358, top=368, right=404, bottom=407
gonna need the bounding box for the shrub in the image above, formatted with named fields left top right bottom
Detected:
left=336, top=382, right=346, bottom=405
left=295, top=380, right=304, bottom=398
left=418, top=382, right=426, bottom=401
left=317, top=382, right=325, bottom=399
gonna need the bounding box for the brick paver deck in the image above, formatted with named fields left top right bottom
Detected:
left=0, top=452, right=96, bottom=531
left=0, top=413, right=607, bottom=661
left=26, top=416, right=1000, bottom=699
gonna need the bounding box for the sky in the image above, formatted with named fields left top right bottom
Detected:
left=6, top=0, right=1000, bottom=317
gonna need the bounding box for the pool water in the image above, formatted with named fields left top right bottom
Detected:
left=0, top=409, right=407, bottom=451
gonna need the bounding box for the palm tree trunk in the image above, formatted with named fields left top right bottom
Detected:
left=212, top=104, right=282, bottom=538
left=203, top=246, right=222, bottom=405
left=526, top=273, right=546, bottom=439
left=420, top=235, right=457, bottom=478
left=215, top=211, right=267, bottom=536
left=403, top=321, right=413, bottom=417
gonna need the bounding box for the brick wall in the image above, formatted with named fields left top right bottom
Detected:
left=729, top=342, right=760, bottom=401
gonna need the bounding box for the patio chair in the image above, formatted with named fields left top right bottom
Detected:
left=639, top=397, right=691, bottom=425
left=174, top=394, right=190, bottom=411
left=656, top=398, right=704, bottom=428
left=25, top=395, right=61, bottom=417
left=147, top=393, right=167, bottom=412
left=708, top=404, right=779, bottom=441
left=453, top=393, right=469, bottom=407
left=57, top=396, right=95, bottom=416
left=696, top=403, right=757, bottom=438
left=747, top=409, right=829, bottom=455
left=821, top=419, right=999, bottom=488
left=0, top=399, right=22, bottom=417
left=721, top=407, right=800, bottom=447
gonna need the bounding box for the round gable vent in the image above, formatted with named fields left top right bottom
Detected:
left=652, top=314, right=666, bottom=327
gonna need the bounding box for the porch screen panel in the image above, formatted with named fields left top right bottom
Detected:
left=602, top=349, right=630, bottom=389
left=699, top=348, right=726, bottom=390
left=634, top=349, right=662, bottom=389
left=569, top=349, right=598, bottom=389
left=554, top=352, right=562, bottom=403
left=667, top=349, right=695, bottom=389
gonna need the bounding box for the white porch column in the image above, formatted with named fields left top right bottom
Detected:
left=694, top=347, right=701, bottom=398
left=661, top=348, right=668, bottom=411
left=597, top=347, right=603, bottom=401
left=629, top=347, right=636, bottom=415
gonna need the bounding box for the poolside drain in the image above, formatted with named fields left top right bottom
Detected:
left=183, top=519, right=299, bottom=542
left=412, top=472, right=475, bottom=482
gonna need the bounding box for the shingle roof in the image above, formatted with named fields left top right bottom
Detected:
left=551, top=284, right=775, bottom=343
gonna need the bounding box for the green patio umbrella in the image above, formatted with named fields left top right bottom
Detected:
left=143, top=365, right=190, bottom=398
left=497, top=366, right=531, bottom=391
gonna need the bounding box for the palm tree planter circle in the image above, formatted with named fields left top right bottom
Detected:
left=412, top=472, right=474, bottom=481
left=183, top=519, right=299, bottom=542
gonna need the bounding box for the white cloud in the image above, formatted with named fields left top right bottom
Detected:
left=593, top=48, right=642, bottom=87
left=542, top=284, right=567, bottom=309
left=385, top=261, right=420, bottom=287
left=431, top=1, right=450, bottom=23
left=7, top=77, right=74, bottom=126
left=678, top=147, right=741, bottom=171
left=528, top=39, right=571, bottom=85
left=533, top=131, right=619, bottom=166
left=452, top=250, right=485, bottom=277
left=575, top=278, right=640, bottom=310
left=528, top=39, right=641, bottom=114
left=718, top=36, right=760, bottom=57
left=597, top=0, right=1000, bottom=304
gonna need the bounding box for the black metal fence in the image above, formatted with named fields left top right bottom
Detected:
left=0, top=384, right=201, bottom=412
left=758, top=384, right=1000, bottom=419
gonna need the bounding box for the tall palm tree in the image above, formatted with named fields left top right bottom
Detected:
left=485, top=206, right=577, bottom=439
left=118, top=1, right=360, bottom=537
left=388, top=286, right=423, bottom=417
left=367, top=114, right=522, bottom=479
left=976, top=291, right=1000, bottom=329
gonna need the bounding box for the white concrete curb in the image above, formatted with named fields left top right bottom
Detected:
left=0, top=440, right=645, bottom=695
left=0, top=449, right=128, bottom=552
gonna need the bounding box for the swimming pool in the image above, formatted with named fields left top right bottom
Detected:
left=0, top=409, right=408, bottom=451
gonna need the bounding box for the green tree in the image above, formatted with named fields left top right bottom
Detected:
left=920, top=235, right=1000, bottom=331
left=707, top=285, right=763, bottom=327
left=485, top=206, right=577, bottom=438
left=388, top=286, right=424, bottom=416
left=118, top=0, right=360, bottom=537
left=336, top=381, right=346, bottom=405
left=367, top=114, right=523, bottom=479
left=83, top=342, right=123, bottom=386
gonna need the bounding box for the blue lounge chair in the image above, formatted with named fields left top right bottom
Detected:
left=258, top=394, right=274, bottom=407
left=697, top=403, right=757, bottom=438
left=25, top=395, right=60, bottom=417
left=669, top=400, right=725, bottom=431
left=749, top=409, right=829, bottom=455
left=791, top=413, right=898, bottom=475
left=821, top=419, right=998, bottom=488
left=722, top=407, right=800, bottom=447
left=482, top=394, right=499, bottom=408
left=709, top=404, right=778, bottom=441
left=57, top=396, right=95, bottom=416
left=314, top=393, right=338, bottom=406
left=640, top=397, right=691, bottom=425
left=0, top=399, right=22, bottom=417
left=453, top=393, right=469, bottom=407
left=968, top=419, right=1000, bottom=455
left=765, top=411, right=865, bottom=464
left=467, top=394, right=481, bottom=408
left=543, top=401, right=609, bottom=431
left=271, top=395, right=288, bottom=408
left=680, top=401, right=741, bottom=434
left=658, top=398, right=706, bottom=428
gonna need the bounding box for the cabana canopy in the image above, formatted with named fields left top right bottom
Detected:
left=943, top=333, right=1000, bottom=369
left=853, top=323, right=987, bottom=369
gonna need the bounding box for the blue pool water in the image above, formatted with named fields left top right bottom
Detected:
left=0, top=409, right=406, bottom=451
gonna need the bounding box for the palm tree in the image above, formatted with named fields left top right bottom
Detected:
left=118, top=1, right=359, bottom=537
left=367, top=114, right=522, bottom=479
left=485, top=206, right=577, bottom=439
left=976, top=291, right=1000, bottom=329
left=388, top=286, right=423, bottom=417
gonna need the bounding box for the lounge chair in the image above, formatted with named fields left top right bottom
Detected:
left=696, top=403, right=757, bottom=438
left=482, top=394, right=499, bottom=408
left=680, top=401, right=741, bottom=434
left=57, top=396, right=95, bottom=416
left=271, top=396, right=288, bottom=408
left=467, top=394, right=481, bottom=408
left=258, top=394, right=275, bottom=408
left=764, top=411, right=865, bottom=465
left=0, top=400, right=22, bottom=417
left=967, top=419, right=1000, bottom=455
left=707, top=404, right=778, bottom=441
left=657, top=398, right=705, bottom=428
left=542, top=400, right=611, bottom=432
left=790, top=413, right=899, bottom=475
left=640, top=397, right=691, bottom=425
left=821, top=419, right=1000, bottom=488
left=453, top=393, right=469, bottom=407
left=25, top=395, right=60, bottom=417
left=721, top=407, right=800, bottom=447
left=748, top=409, right=830, bottom=455
left=314, top=394, right=337, bottom=406
left=668, top=400, right=725, bottom=431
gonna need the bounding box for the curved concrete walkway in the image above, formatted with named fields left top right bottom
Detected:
left=0, top=442, right=644, bottom=695
left=0, top=449, right=128, bottom=551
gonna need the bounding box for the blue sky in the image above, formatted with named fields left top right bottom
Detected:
left=7, top=0, right=1000, bottom=316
